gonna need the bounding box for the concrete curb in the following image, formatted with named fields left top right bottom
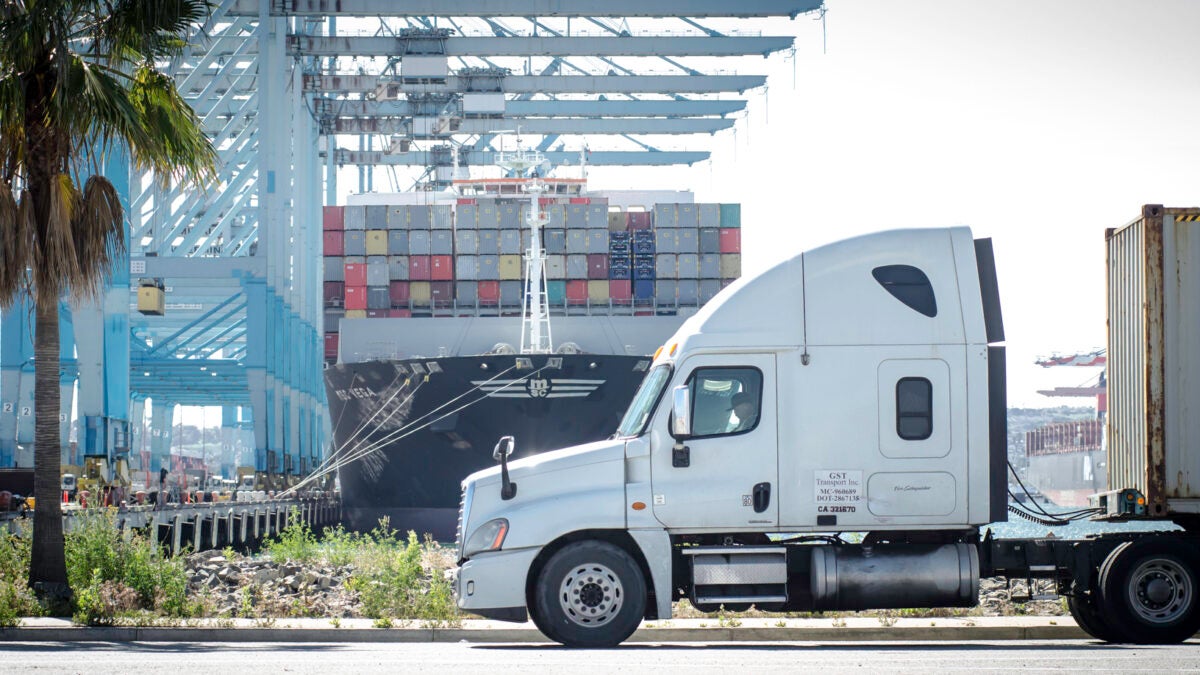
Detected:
left=0, top=617, right=1087, bottom=643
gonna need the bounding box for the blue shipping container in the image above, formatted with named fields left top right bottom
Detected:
left=634, top=279, right=655, bottom=299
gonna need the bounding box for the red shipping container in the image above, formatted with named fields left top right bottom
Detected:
left=323, top=231, right=344, bottom=256
left=609, top=280, right=632, bottom=301
left=569, top=197, right=590, bottom=205
left=322, top=206, right=344, bottom=231
left=344, top=263, right=367, bottom=286
left=389, top=281, right=409, bottom=305
left=344, top=285, right=367, bottom=310
left=539, top=197, right=556, bottom=206
left=457, top=198, right=476, bottom=205
left=324, top=333, right=339, bottom=359
left=430, top=281, right=454, bottom=305
left=324, top=281, right=344, bottom=304
left=366, top=309, right=388, bottom=318
left=627, top=212, right=652, bottom=230
left=478, top=281, right=500, bottom=303
left=587, top=254, right=609, bottom=280
left=409, top=256, right=431, bottom=280
left=388, top=309, right=412, bottom=318
left=430, top=255, right=454, bottom=281
left=566, top=280, right=588, bottom=304
left=719, top=228, right=741, bottom=253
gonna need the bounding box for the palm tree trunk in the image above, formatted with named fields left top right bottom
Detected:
left=29, top=298, right=68, bottom=591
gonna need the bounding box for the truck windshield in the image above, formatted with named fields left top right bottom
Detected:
left=616, top=364, right=672, bottom=437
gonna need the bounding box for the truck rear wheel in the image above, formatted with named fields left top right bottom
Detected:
left=1098, top=539, right=1200, bottom=644
left=532, top=540, right=646, bottom=647
left=1066, top=593, right=1119, bottom=642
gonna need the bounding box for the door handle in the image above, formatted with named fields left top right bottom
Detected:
left=753, top=482, right=771, bottom=513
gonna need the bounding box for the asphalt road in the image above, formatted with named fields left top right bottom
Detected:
left=2, top=640, right=1200, bottom=673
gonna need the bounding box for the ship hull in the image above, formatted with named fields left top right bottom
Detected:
left=325, top=353, right=652, bottom=540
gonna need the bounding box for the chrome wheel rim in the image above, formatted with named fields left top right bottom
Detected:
left=1127, top=557, right=1193, bottom=625
left=559, top=562, right=623, bottom=628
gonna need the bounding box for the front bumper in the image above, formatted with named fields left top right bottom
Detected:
left=455, top=546, right=541, bottom=623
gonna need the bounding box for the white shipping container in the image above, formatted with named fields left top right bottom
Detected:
left=402, top=55, right=448, bottom=80
left=463, top=93, right=506, bottom=115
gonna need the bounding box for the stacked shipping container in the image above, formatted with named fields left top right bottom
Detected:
left=324, top=200, right=742, bottom=361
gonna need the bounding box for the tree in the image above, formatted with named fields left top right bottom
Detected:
left=0, top=1, right=215, bottom=596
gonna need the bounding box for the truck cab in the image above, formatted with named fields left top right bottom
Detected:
left=455, top=227, right=1007, bottom=646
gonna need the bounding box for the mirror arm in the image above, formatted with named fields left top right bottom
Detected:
left=500, top=451, right=517, bottom=500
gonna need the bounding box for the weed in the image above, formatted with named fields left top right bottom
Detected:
left=0, top=522, right=41, bottom=625
left=264, top=509, right=319, bottom=564
left=774, top=620, right=787, bottom=628
left=373, top=616, right=393, bottom=628
left=254, top=616, right=277, bottom=628
left=876, top=610, right=898, bottom=627
left=717, top=610, right=742, bottom=628
left=330, top=617, right=341, bottom=628
left=222, top=547, right=237, bottom=563
left=1049, top=620, right=1057, bottom=625
left=831, top=618, right=847, bottom=628
left=64, top=512, right=195, bottom=619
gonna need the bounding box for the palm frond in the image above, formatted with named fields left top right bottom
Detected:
left=71, top=174, right=124, bottom=299
left=0, top=179, right=26, bottom=306
left=125, top=64, right=216, bottom=183
left=29, top=174, right=83, bottom=300
left=93, top=0, right=213, bottom=65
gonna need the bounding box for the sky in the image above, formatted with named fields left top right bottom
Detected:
left=575, top=0, right=1200, bottom=408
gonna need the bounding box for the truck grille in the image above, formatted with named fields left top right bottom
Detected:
left=455, top=481, right=473, bottom=560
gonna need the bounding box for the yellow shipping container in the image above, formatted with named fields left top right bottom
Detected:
left=498, top=254, right=522, bottom=280
left=409, top=281, right=432, bottom=305
left=719, top=253, right=741, bottom=279
left=344, top=309, right=367, bottom=319
left=365, top=230, right=388, bottom=255
left=588, top=280, right=609, bottom=303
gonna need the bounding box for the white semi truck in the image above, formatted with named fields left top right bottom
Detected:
left=454, top=207, right=1200, bottom=647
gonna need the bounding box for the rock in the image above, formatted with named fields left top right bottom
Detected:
left=254, top=568, right=279, bottom=584
left=317, top=575, right=332, bottom=589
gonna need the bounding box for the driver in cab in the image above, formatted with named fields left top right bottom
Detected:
left=728, top=392, right=758, bottom=433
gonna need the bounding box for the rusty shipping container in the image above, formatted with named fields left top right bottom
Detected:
left=1106, top=204, right=1200, bottom=515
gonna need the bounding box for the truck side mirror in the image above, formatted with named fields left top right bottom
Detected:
left=493, top=435, right=517, bottom=500
left=671, top=385, right=692, bottom=438
left=493, top=435, right=515, bottom=462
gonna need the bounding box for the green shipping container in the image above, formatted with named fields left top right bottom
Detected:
left=719, top=203, right=741, bottom=229
left=547, top=280, right=567, bottom=305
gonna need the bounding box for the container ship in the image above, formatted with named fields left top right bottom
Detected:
left=321, top=162, right=743, bottom=538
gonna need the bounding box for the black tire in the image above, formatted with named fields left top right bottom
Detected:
left=1067, top=593, right=1120, bottom=642
left=1098, top=539, right=1200, bottom=644
left=532, top=540, right=647, bottom=647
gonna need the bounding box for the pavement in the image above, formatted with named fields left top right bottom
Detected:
left=0, top=616, right=1086, bottom=643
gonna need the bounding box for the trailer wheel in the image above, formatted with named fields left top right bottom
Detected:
left=1099, top=539, right=1200, bottom=644
left=532, top=540, right=646, bottom=647
left=1066, top=593, right=1120, bottom=642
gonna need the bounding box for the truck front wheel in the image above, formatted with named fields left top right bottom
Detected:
left=1099, top=539, right=1200, bottom=644
left=532, top=540, right=647, bottom=647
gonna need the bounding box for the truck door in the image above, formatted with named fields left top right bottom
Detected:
left=650, top=353, right=778, bottom=530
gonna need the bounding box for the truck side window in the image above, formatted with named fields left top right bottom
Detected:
left=688, top=367, right=762, bottom=438
left=896, top=377, right=933, bottom=440
left=873, top=265, right=937, bottom=317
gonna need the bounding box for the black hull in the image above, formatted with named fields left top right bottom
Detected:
left=325, top=353, right=651, bottom=540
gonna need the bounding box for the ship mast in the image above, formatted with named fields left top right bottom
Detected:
left=496, top=138, right=554, bottom=354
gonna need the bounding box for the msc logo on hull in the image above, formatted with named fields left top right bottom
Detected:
left=471, top=378, right=605, bottom=399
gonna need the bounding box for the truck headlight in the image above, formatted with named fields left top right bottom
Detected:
left=463, top=518, right=509, bottom=558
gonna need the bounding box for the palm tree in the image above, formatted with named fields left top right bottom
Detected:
left=0, top=1, right=215, bottom=596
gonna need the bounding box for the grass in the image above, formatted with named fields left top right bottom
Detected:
left=65, top=511, right=203, bottom=625
left=262, top=516, right=460, bottom=625
left=0, top=521, right=40, bottom=626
